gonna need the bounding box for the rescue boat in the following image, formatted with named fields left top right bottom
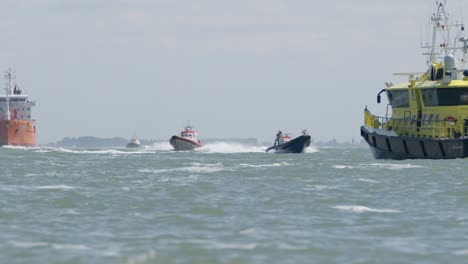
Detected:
left=169, top=123, right=202, bottom=151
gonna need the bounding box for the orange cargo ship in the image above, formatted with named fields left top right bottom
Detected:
left=0, top=69, right=36, bottom=147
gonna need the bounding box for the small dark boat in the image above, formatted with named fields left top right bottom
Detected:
left=266, top=135, right=311, bottom=153
left=170, top=123, right=202, bottom=151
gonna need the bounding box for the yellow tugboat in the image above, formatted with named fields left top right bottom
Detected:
left=361, top=1, right=468, bottom=159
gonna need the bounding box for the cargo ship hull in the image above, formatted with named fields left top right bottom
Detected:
left=0, top=120, right=36, bottom=147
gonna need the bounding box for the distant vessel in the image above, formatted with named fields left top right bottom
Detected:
left=0, top=69, right=36, bottom=147
left=170, top=123, right=202, bottom=151
left=266, top=131, right=311, bottom=153
left=126, top=136, right=141, bottom=148
left=361, top=1, right=468, bottom=159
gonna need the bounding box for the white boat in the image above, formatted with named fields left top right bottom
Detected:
left=126, top=136, right=141, bottom=148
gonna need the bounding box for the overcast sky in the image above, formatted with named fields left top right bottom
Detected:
left=1, top=0, right=467, bottom=144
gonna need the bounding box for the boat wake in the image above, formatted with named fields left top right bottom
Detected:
left=197, top=142, right=268, bottom=153
left=149, top=142, right=173, bottom=151
left=305, top=146, right=319, bottom=153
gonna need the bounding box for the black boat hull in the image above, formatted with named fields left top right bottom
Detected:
left=266, top=135, right=311, bottom=154
left=361, top=126, right=468, bottom=159
left=126, top=143, right=141, bottom=148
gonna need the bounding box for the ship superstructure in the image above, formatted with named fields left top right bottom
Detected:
left=0, top=69, right=36, bottom=146
left=361, top=1, right=468, bottom=159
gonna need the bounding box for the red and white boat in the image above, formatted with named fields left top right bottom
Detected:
left=169, top=123, right=202, bottom=150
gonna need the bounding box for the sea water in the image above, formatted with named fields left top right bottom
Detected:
left=0, top=143, right=467, bottom=264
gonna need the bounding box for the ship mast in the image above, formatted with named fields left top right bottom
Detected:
left=4, top=68, right=14, bottom=121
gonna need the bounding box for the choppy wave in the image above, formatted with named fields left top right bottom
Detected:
left=239, top=228, right=256, bottom=235
left=334, top=205, right=400, bottom=213
left=453, top=249, right=468, bottom=256
left=127, top=250, right=158, bottom=264
left=36, top=147, right=153, bottom=155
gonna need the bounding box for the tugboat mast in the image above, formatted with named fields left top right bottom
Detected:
left=425, top=1, right=467, bottom=67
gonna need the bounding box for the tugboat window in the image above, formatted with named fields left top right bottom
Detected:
left=422, top=88, right=468, bottom=106
left=387, top=90, right=409, bottom=108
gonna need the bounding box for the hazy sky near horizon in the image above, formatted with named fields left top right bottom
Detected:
left=1, top=0, right=467, bottom=144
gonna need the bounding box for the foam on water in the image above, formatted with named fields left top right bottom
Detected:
left=334, top=205, right=401, bottom=213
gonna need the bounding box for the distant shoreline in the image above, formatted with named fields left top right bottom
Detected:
left=47, top=136, right=366, bottom=149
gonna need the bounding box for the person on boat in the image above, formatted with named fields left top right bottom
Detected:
left=275, top=131, right=283, bottom=146
left=302, top=129, right=308, bottom=136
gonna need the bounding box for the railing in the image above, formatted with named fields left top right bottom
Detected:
left=364, top=109, right=468, bottom=139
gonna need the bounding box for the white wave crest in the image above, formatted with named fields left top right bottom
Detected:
left=365, top=163, right=423, bottom=170
left=139, top=163, right=225, bottom=174
left=239, top=162, right=290, bottom=168
left=198, top=142, right=267, bottom=153
left=213, top=242, right=257, bottom=250
left=1, top=145, right=40, bottom=151
left=334, top=205, right=400, bottom=213
left=454, top=249, right=468, bottom=256
left=35, top=185, right=78, bottom=190
left=357, top=178, right=380, bottom=183
left=50, top=148, right=154, bottom=155
left=10, top=241, right=49, bottom=248
left=333, top=165, right=355, bottom=169
left=51, top=243, right=90, bottom=250
left=239, top=228, right=256, bottom=235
